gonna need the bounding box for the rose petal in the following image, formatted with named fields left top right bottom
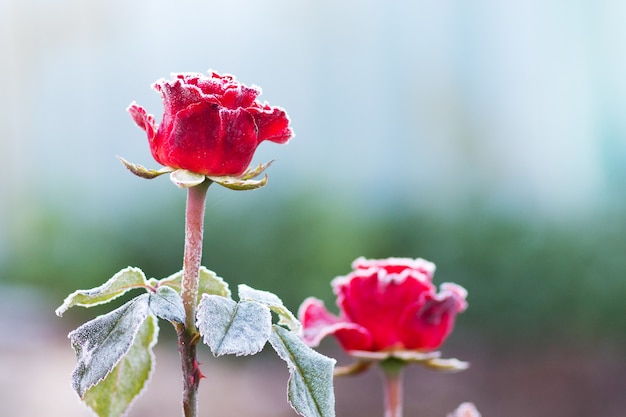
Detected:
left=155, top=102, right=257, bottom=176
left=130, top=71, right=292, bottom=176
left=298, top=297, right=372, bottom=351
left=154, top=77, right=207, bottom=116
left=352, top=256, right=435, bottom=279
left=399, top=283, right=468, bottom=350
left=127, top=103, right=156, bottom=140
left=249, top=103, right=293, bottom=144
left=332, top=267, right=435, bottom=350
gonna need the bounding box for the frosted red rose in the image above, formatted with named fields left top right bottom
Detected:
left=128, top=71, right=293, bottom=177
left=299, top=257, right=468, bottom=353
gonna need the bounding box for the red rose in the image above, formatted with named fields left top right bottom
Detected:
left=299, top=257, right=468, bottom=353
left=128, top=71, right=293, bottom=177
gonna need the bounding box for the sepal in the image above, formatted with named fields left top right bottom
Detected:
left=239, top=160, right=274, bottom=180
left=332, top=360, right=373, bottom=377
left=341, top=349, right=468, bottom=374
left=421, top=356, right=469, bottom=372
left=169, top=169, right=207, bottom=188
left=118, top=156, right=173, bottom=179
left=207, top=174, right=268, bottom=190
left=207, top=161, right=273, bottom=190
left=119, top=157, right=274, bottom=191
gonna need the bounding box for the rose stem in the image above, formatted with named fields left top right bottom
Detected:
left=380, top=358, right=405, bottom=417
left=177, top=179, right=211, bottom=417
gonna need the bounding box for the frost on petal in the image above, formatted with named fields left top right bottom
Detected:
left=298, top=297, right=372, bottom=351
left=165, top=104, right=257, bottom=176
left=215, top=108, right=259, bottom=174
left=399, top=283, right=468, bottom=350
left=154, top=77, right=206, bottom=114
left=351, top=256, right=435, bottom=279
left=221, top=82, right=260, bottom=108
left=331, top=269, right=434, bottom=351
left=440, top=282, right=469, bottom=313
left=299, top=298, right=338, bottom=346
left=248, top=105, right=293, bottom=144
left=127, top=103, right=156, bottom=139
left=130, top=70, right=292, bottom=178
left=306, top=257, right=467, bottom=356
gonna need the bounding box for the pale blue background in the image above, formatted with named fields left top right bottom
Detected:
left=2, top=0, right=625, bottom=245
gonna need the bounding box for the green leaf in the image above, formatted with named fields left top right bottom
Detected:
left=269, top=325, right=336, bottom=417
left=197, top=294, right=271, bottom=356
left=82, top=315, right=159, bottom=417
left=56, top=267, right=148, bottom=317
left=69, top=294, right=151, bottom=397
left=149, top=286, right=185, bottom=324
left=238, top=284, right=301, bottom=332
left=196, top=267, right=231, bottom=298
left=152, top=267, right=231, bottom=302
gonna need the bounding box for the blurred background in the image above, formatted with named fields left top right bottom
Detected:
left=1, top=0, right=625, bottom=416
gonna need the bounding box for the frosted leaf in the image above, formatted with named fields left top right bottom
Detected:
left=154, top=267, right=231, bottom=302
left=69, top=294, right=150, bottom=397
left=197, top=294, right=271, bottom=356
left=83, top=315, right=159, bottom=417
left=269, top=325, right=336, bottom=417
left=196, top=267, right=231, bottom=298
left=149, top=286, right=185, bottom=324
left=238, top=284, right=301, bottom=332
left=56, top=267, right=148, bottom=316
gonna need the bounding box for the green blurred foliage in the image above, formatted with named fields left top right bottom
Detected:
left=2, top=193, right=625, bottom=347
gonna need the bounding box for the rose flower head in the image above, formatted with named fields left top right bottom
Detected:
left=299, top=257, right=469, bottom=372
left=122, top=71, right=293, bottom=189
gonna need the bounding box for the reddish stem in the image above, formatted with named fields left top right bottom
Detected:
left=380, top=358, right=405, bottom=417
left=177, top=179, right=211, bottom=417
